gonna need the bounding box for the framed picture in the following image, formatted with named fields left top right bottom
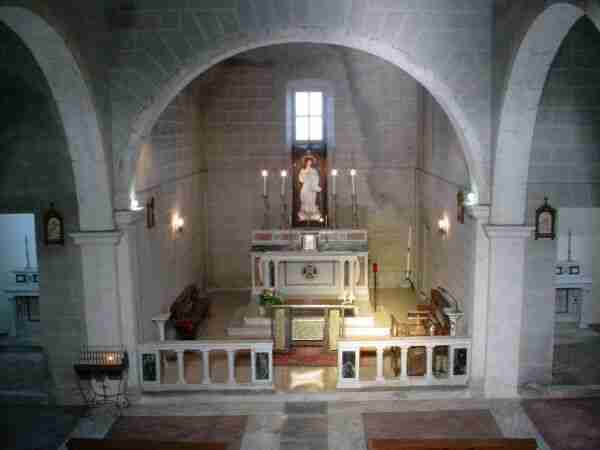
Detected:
left=43, top=203, right=64, bottom=246
left=146, top=197, right=155, bottom=229
left=535, top=197, right=556, bottom=240
left=292, top=145, right=328, bottom=228
left=569, top=265, right=580, bottom=275
left=555, top=266, right=563, bottom=275
left=457, top=190, right=465, bottom=224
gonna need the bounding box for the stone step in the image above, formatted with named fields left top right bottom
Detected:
left=344, top=326, right=390, bottom=337
left=344, top=316, right=375, bottom=327
left=243, top=316, right=271, bottom=327
left=227, top=325, right=271, bottom=338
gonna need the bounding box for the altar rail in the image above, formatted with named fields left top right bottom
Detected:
left=337, top=337, right=471, bottom=388
left=138, top=340, right=273, bottom=391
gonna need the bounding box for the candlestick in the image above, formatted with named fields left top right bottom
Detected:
left=350, top=169, right=357, bottom=195
left=331, top=169, right=338, bottom=195
left=280, top=170, right=287, bottom=196
left=261, top=170, right=268, bottom=196
left=262, top=194, right=270, bottom=229
left=351, top=193, right=359, bottom=229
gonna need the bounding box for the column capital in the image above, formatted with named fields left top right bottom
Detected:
left=115, top=209, right=145, bottom=229
left=467, top=204, right=491, bottom=222
left=70, top=231, right=122, bottom=246
left=484, top=225, right=533, bottom=240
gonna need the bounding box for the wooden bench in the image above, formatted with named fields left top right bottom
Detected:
left=67, top=438, right=227, bottom=450
left=369, top=438, right=538, bottom=450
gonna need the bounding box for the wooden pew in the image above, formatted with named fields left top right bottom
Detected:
left=66, top=438, right=227, bottom=450
left=369, top=438, right=538, bottom=450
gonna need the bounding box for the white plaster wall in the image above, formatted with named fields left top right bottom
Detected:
left=557, top=207, right=600, bottom=324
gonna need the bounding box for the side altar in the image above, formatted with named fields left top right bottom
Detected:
left=250, top=229, right=370, bottom=302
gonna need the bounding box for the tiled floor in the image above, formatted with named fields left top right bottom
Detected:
left=5, top=397, right=598, bottom=450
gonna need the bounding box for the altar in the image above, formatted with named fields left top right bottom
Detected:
left=250, top=229, right=370, bottom=302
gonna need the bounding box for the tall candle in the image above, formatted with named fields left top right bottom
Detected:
left=331, top=169, right=338, bottom=195
left=280, top=170, right=287, bottom=196
left=261, top=170, right=268, bottom=196
left=408, top=225, right=412, bottom=249
left=350, top=169, right=357, bottom=195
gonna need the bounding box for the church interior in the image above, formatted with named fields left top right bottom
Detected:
left=1, top=2, right=600, bottom=449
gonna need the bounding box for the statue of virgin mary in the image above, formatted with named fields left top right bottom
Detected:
left=298, top=157, right=322, bottom=222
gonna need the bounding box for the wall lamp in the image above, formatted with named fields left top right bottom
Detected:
left=172, top=214, right=185, bottom=233
left=438, top=215, right=450, bottom=236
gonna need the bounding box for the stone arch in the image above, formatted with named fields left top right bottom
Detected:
left=123, top=33, right=488, bottom=208
left=0, top=6, right=113, bottom=230
left=492, top=2, right=587, bottom=224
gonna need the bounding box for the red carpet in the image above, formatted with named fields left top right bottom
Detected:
left=273, top=346, right=376, bottom=367
left=273, top=347, right=338, bottom=366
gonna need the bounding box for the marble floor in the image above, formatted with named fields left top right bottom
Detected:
left=553, top=323, right=600, bottom=385
left=46, top=397, right=600, bottom=450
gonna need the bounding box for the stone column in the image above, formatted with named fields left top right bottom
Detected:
left=484, top=225, right=533, bottom=398
left=115, top=210, right=145, bottom=389
left=467, top=205, right=490, bottom=388
left=71, top=231, right=123, bottom=347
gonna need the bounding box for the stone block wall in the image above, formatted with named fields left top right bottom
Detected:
left=197, top=44, right=419, bottom=289
left=134, top=84, right=206, bottom=343
left=419, top=91, right=475, bottom=335
left=0, top=23, right=84, bottom=404
left=526, top=17, right=600, bottom=218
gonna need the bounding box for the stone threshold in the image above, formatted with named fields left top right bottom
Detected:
left=136, top=386, right=477, bottom=405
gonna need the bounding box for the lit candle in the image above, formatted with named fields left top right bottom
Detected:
left=261, top=170, right=268, bottom=196
left=350, top=169, right=357, bottom=195
left=331, top=169, right=338, bottom=195
left=280, top=170, right=287, bottom=196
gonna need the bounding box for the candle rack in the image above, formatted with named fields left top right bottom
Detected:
left=262, top=194, right=270, bottom=229
left=351, top=193, right=359, bottom=228
left=73, top=346, right=129, bottom=409
left=280, top=193, right=289, bottom=229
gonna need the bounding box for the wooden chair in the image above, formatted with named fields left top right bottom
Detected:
left=368, top=438, right=538, bottom=450
left=66, top=438, right=227, bottom=450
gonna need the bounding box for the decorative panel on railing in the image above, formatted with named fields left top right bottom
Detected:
left=337, top=337, right=471, bottom=388
left=138, top=340, right=274, bottom=391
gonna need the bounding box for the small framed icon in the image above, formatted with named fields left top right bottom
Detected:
left=43, top=203, right=64, bottom=246
left=535, top=197, right=556, bottom=240
left=555, top=266, right=563, bottom=275
left=568, top=265, right=580, bottom=275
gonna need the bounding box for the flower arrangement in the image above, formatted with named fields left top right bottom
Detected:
left=259, top=289, right=283, bottom=307
left=174, top=319, right=195, bottom=339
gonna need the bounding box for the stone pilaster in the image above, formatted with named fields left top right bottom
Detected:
left=115, top=210, right=145, bottom=389
left=467, top=205, right=490, bottom=388
left=484, top=225, right=533, bottom=398
left=70, top=231, right=122, bottom=347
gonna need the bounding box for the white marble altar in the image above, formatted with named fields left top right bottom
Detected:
left=250, top=229, right=369, bottom=301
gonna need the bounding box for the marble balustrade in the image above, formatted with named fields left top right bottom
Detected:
left=137, top=340, right=274, bottom=391
left=337, top=336, right=471, bottom=388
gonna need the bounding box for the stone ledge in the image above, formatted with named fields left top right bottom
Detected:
left=484, top=225, right=533, bottom=240
left=70, top=231, right=122, bottom=246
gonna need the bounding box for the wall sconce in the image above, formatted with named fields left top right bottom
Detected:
left=130, top=192, right=143, bottom=212
left=438, top=215, right=450, bottom=236
left=172, top=214, right=184, bottom=233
